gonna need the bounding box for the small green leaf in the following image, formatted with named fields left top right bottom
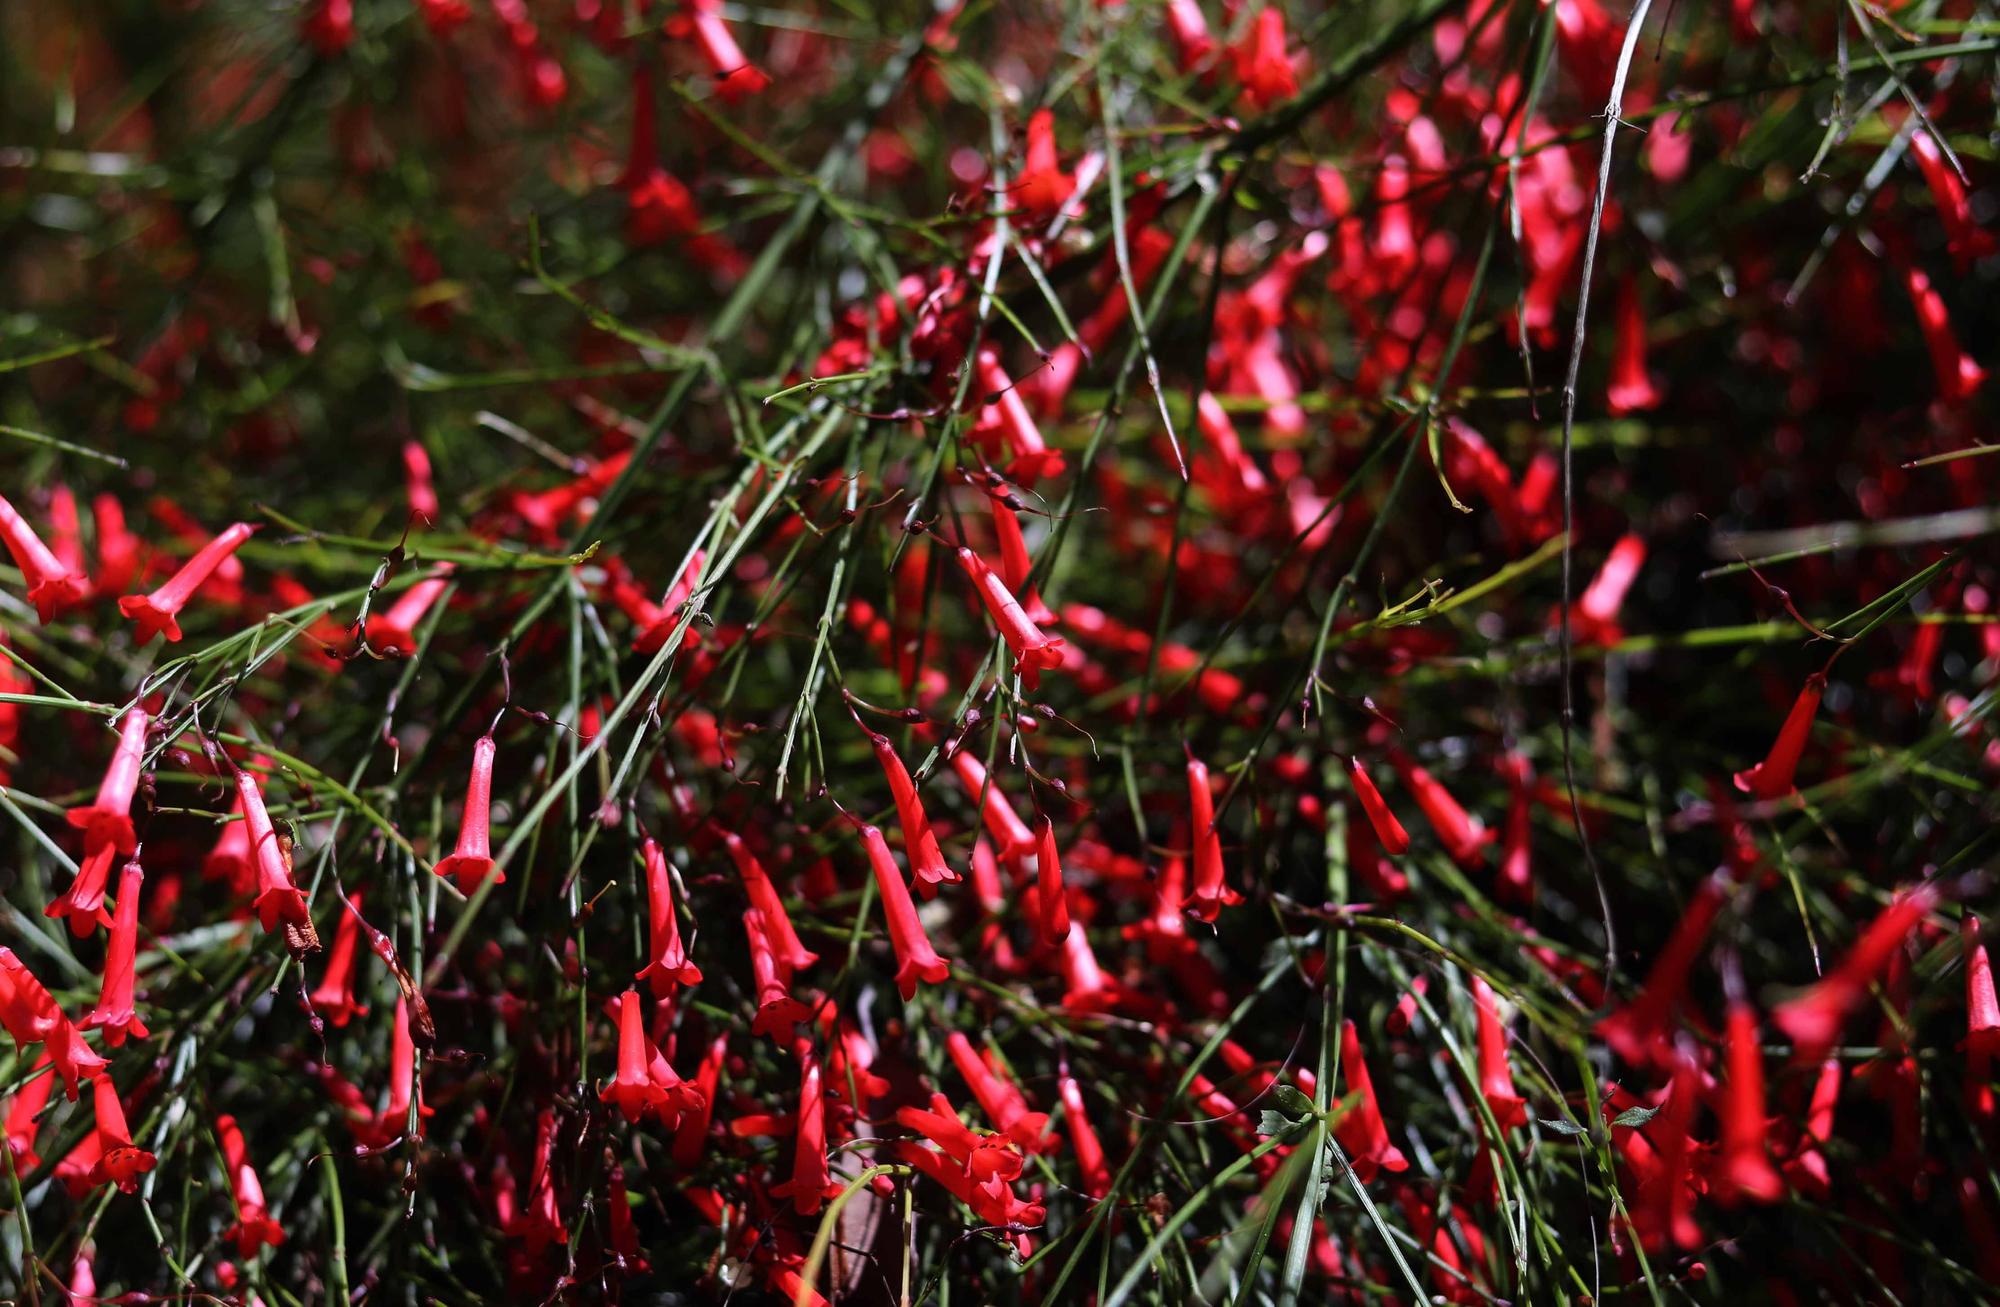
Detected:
left=1611, top=1105, right=1661, bottom=1129
left=1541, top=1117, right=1589, bottom=1137
left=1269, top=1084, right=1316, bottom=1118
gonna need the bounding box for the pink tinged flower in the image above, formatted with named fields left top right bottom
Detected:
left=0, top=493, right=88, bottom=622
left=637, top=838, right=703, bottom=995
left=947, top=1031, right=1051, bottom=1153
left=217, top=1113, right=285, bottom=1257
left=1712, top=1003, right=1783, bottom=1205
left=1331, top=1019, right=1408, bottom=1182
left=1497, top=753, right=1534, bottom=906
left=1773, top=883, right=1939, bottom=1065
left=857, top=821, right=951, bottom=1000
left=308, top=893, right=370, bottom=1027
left=1910, top=132, right=1998, bottom=273
left=201, top=794, right=254, bottom=893
left=67, top=708, right=149, bottom=857
left=91, top=494, right=141, bottom=597
left=402, top=441, right=439, bottom=522
left=368, top=572, right=449, bottom=657
left=3, top=1053, right=55, bottom=1171
left=1733, top=672, right=1824, bottom=799
left=1899, top=261, right=1987, bottom=404
left=235, top=770, right=310, bottom=933
left=683, top=0, right=771, bottom=100
left=1229, top=5, right=1299, bottom=108
left=433, top=735, right=502, bottom=893
left=771, top=1050, right=842, bottom=1216
left=81, top=859, right=149, bottom=1047
left=1472, top=976, right=1527, bottom=1129
left=1782, top=1057, right=1841, bottom=1197
left=1347, top=757, right=1411, bottom=855
left=1604, top=280, right=1662, bottom=415
left=1034, top=818, right=1072, bottom=948
left=974, top=350, right=1065, bottom=485
left=950, top=750, right=1038, bottom=861
left=1181, top=752, right=1237, bottom=922
left=601, top=990, right=671, bottom=1121
left=1389, top=752, right=1492, bottom=868
left=1058, top=1075, right=1110, bottom=1198
left=1569, top=533, right=1646, bottom=647
left=117, top=521, right=256, bottom=644
left=720, top=828, right=818, bottom=973
left=862, top=728, right=958, bottom=897
left=1597, top=873, right=1726, bottom=1066
left=745, top=910, right=813, bottom=1042
left=1964, top=917, right=2000, bottom=1057
left=0, top=949, right=107, bottom=1098
left=1059, top=916, right=1119, bottom=1013
left=1165, top=0, right=1215, bottom=72
left=85, top=1077, right=155, bottom=1194
left=1193, top=392, right=1269, bottom=505
left=46, top=844, right=118, bottom=938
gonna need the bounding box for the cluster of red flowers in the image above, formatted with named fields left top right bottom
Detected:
left=1, top=0, right=1996, bottom=1302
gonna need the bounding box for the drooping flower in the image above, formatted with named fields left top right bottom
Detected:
left=771, top=1047, right=842, bottom=1216
left=1347, top=756, right=1411, bottom=856
left=380, top=995, right=431, bottom=1143
left=1964, top=916, right=2000, bottom=1057
left=66, top=708, right=149, bottom=857
left=1899, top=260, right=1987, bottom=405
left=1497, top=752, right=1534, bottom=906
left=1164, top=0, right=1215, bottom=73
left=201, top=794, right=254, bottom=893
left=859, top=723, right=958, bottom=897
left=1059, top=914, right=1121, bottom=1013
left=745, top=910, right=813, bottom=1042
left=1230, top=5, right=1299, bottom=109
left=503, top=1107, right=568, bottom=1255
left=1631, top=1049, right=1702, bottom=1253
left=601, top=990, right=671, bottom=1122
left=856, top=821, right=951, bottom=1000
left=85, top=1076, right=156, bottom=1194
left=1389, top=751, right=1492, bottom=867
left=81, top=858, right=148, bottom=1047
left=1782, top=1056, right=1841, bottom=1198
left=973, top=349, right=1065, bottom=485
left=0, top=493, right=89, bottom=622
left=897, top=1091, right=1026, bottom=1200
left=681, top=0, right=771, bottom=99
left=1012, top=109, right=1074, bottom=226
left=118, top=521, right=256, bottom=645
left=91, top=494, right=141, bottom=597
left=0, top=948, right=108, bottom=1098
left=1598, top=873, right=1726, bottom=1067
left=433, top=735, right=502, bottom=893
left=216, top=1113, right=286, bottom=1257
left=950, top=750, right=1038, bottom=861
left=1332, top=1019, right=1408, bottom=1181
left=947, top=1031, right=1051, bottom=1152
left=1058, top=1075, right=1111, bottom=1198
left=45, top=844, right=118, bottom=938
left=367, top=571, right=450, bottom=657
left=672, top=1033, right=728, bottom=1170
left=957, top=542, right=1066, bottom=688
left=637, top=838, right=703, bottom=996
left=1605, top=280, right=1662, bottom=415
left=308, top=893, right=370, bottom=1027
left=3, top=1053, right=55, bottom=1171
left=720, top=828, right=818, bottom=973
left=402, top=440, right=439, bottom=522
left=1712, top=1002, right=1783, bottom=1205
left=1909, top=132, right=1998, bottom=273
left=1568, top=533, right=1646, bottom=647
left=1034, top=817, right=1072, bottom=948
left=1181, top=751, right=1239, bottom=922
left=1774, top=883, right=1940, bottom=1064
left=1733, top=672, right=1825, bottom=800
left=234, top=769, right=311, bottom=934
left=1472, top=975, right=1527, bottom=1129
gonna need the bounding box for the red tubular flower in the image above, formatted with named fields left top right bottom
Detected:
left=4, top=1053, right=55, bottom=1171
left=1182, top=752, right=1238, bottom=922
left=402, top=441, right=439, bottom=522
left=607, top=1163, right=647, bottom=1271
left=633, top=549, right=706, bottom=654
left=202, top=795, right=254, bottom=893
left=1387, top=975, right=1429, bottom=1037
left=1389, top=751, right=1491, bottom=868
left=896, top=1138, right=1046, bottom=1233
left=1345, top=810, right=1410, bottom=899
left=1165, top=0, right=1215, bottom=72
left=1230, top=6, right=1299, bottom=108
left=1497, top=753, right=1534, bottom=906
left=860, top=725, right=958, bottom=897
left=1910, top=133, right=1999, bottom=272
left=368, top=572, right=449, bottom=657
left=91, top=494, right=141, bottom=597
left=309, top=893, right=370, bottom=1027
left=235, top=770, right=310, bottom=933
left=118, top=521, right=256, bottom=644
left=602, top=990, right=670, bottom=1121
left=1059, top=1075, right=1111, bottom=1198
left=638, top=838, right=703, bottom=996
left=1899, top=260, right=1987, bottom=404
left=720, top=828, right=818, bottom=973
left=1782, top=1057, right=1841, bottom=1197
left=1964, top=917, right=2000, bottom=1056
left=46, top=844, right=117, bottom=938
left=974, top=350, right=1065, bottom=485
left=1059, top=916, right=1120, bottom=1013
left=1597, top=873, right=1726, bottom=1066
left=81, top=858, right=148, bottom=1047
left=683, top=0, right=770, bottom=99
left=434, top=735, right=502, bottom=893
left=504, top=1107, right=568, bottom=1254
left=1012, top=109, right=1074, bottom=226
left=302, top=0, right=354, bottom=53
left=1472, top=976, right=1527, bottom=1129
left=1633, top=1050, right=1702, bottom=1253
left=216, top=1113, right=285, bottom=1256
left=1332, top=1019, right=1408, bottom=1181
left=1774, top=883, right=1940, bottom=1064
left=0, top=948, right=107, bottom=1098
left=1193, top=393, right=1269, bottom=507
left=382, top=995, right=431, bottom=1141
left=772, top=1049, right=840, bottom=1216
left=86, top=1077, right=155, bottom=1194
left=1347, top=757, right=1411, bottom=855
left=947, top=1032, right=1051, bottom=1152
left=1569, top=533, right=1646, bottom=646
left=988, top=486, right=1034, bottom=594
left=857, top=821, right=951, bottom=1000
left=1733, top=672, right=1824, bottom=799
left=951, top=750, right=1038, bottom=860
left=745, top=909, right=813, bottom=1042
left=958, top=541, right=1066, bottom=689
left=1605, top=280, right=1662, bottom=415
left=672, top=1033, right=728, bottom=1169
left=0, top=494, right=89, bottom=622
left=1712, top=1002, right=1783, bottom=1205
left=66, top=708, right=149, bottom=857
left=1034, top=817, right=1072, bottom=948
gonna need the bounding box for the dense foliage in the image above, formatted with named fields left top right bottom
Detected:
left=1, top=0, right=1998, bottom=1303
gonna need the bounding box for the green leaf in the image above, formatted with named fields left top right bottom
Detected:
left=1541, top=1117, right=1590, bottom=1137
left=1611, top=1105, right=1661, bottom=1129
left=1269, top=1084, right=1316, bottom=1118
